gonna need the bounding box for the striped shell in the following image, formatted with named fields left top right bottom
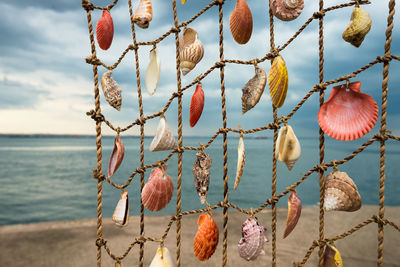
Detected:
left=108, top=134, right=125, bottom=178
left=96, top=10, right=114, bottom=50
left=270, top=0, right=304, bottom=21
left=149, top=246, right=175, bottom=267
left=101, top=70, right=122, bottom=111
left=150, top=116, right=178, bottom=152
left=179, top=28, right=204, bottom=76
left=342, top=7, right=372, bottom=48
left=193, top=150, right=212, bottom=204
left=275, top=125, right=301, bottom=171
left=145, top=47, right=161, bottom=96
left=134, top=0, right=153, bottom=29
left=241, top=65, right=267, bottom=114
left=112, top=190, right=129, bottom=226
left=190, top=83, right=205, bottom=127
left=238, top=218, right=268, bottom=261
left=283, top=191, right=301, bottom=238
left=318, top=81, right=378, bottom=141
left=323, top=243, right=343, bottom=267
left=193, top=213, right=219, bottom=261
left=229, top=0, right=253, bottom=44
left=268, top=55, right=289, bottom=108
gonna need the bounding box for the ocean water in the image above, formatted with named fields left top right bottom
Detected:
left=0, top=135, right=399, bottom=226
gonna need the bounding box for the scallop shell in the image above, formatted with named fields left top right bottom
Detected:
left=179, top=28, right=204, bottom=76
left=145, top=47, right=161, bottom=96
left=342, top=7, right=372, bottom=48
left=96, top=10, right=114, bottom=50
left=268, top=55, right=289, bottom=108
left=323, top=170, right=362, bottom=212
left=112, top=190, right=129, bottom=226
left=270, top=0, right=304, bottom=21
left=234, top=132, right=245, bottom=190
left=193, top=150, right=212, bottom=204
left=134, top=0, right=153, bottom=29
left=141, top=165, right=174, bottom=212
left=242, top=65, right=267, bottom=114
left=275, top=124, right=301, bottom=170
left=283, top=191, right=301, bottom=238
left=229, top=0, right=253, bottom=45
left=108, top=134, right=125, bottom=178
left=190, top=83, right=205, bottom=127
left=193, top=213, right=219, bottom=261
left=149, top=246, right=175, bottom=267
left=150, top=116, right=178, bottom=152
left=238, top=218, right=268, bottom=261
left=318, top=81, right=378, bottom=141
left=101, top=70, right=122, bottom=111
left=323, top=243, right=343, bottom=267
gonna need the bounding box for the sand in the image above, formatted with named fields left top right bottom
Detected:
left=1, top=205, right=399, bottom=267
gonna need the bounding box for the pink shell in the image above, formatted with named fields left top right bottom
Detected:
left=318, top=81, right=379, bottom=141
left=141, top=165, right=174, bottom=211
left=96, top=10, right=114, bottom=50
left=190, top=84, right=205, bottom=127
left=108, top=134, right=125, bottom=178
left=229, top=0, right=253, bottom=44
left=270, top=0, right=304, bottom=21
left=238, top=218, right=268, bottom=261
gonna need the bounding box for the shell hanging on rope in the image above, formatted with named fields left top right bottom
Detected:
left=323, top=243, right=343, bottom=267
left=283, top=191, right=301, bottom=238
left=181, top=0, right=187, bottom=4
left=145, top=47, right=161, bottom=96
left=193, top=150, right=212, bottom=204
left=112, top=190, right=129, bottom=226
left=241, top=65, right=267, bottom=114
left=318, top=81, right=378, bottom=141
left=268, top=55, right=289, bottom=108
left=193, top=213, right=219, bottom=261
left=133, top=0, right=153, bottom=29
left=101, top=70, right=122, bottom=111
left=149, top=116, right=178, bottom=152
left=190, top=83, right=205, bottom=127
left=149, top=245, right=175, bottom=267
left=270, top=0, right=304, bottom=21
left=96, top=10, right=114, bottom=50
left=342, top=7, right=372, bottom=48
left=179, top=28, right=204, bottom=76
left=275, top=124, right=301, bottom=170
left=238, top=218, right=268, bottom=261
left=234, top=130, right=245, bottom=190
left=229, top=0, right=253, bottom=44
left=108, top=134, right=125, bottom=178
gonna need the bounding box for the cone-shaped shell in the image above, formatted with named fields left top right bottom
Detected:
left=150, top=116, right=178, bottom=152
left=101, top=70, right=122, bottom=111
left=342, top=7, right=372, bottom=48
left=190, top=84, right=205, bottom=127
left=275, top=125, right=301, bottom=170
left=96, top=10, right=114, bottom=50
left=229, top=0, right=253, bottom=44
left=270, top=0, right=304, bottom=21
left=193, top=213, right=219, bottom=261
left=242, top=65, right=267, bottom=114
left=283, top=191, right=301, bottom=238
left=149, top=246, right=175, bottom=267
left=142, top=165, right=174, bottom=212
left=238, top=218, right=268, bottom=261
left=145, top=47, right=161, bottom=96
left=193, top=150, right=212, bottom=204
left=318, top=81, right=378, bottom=141
left=268, top=56, right=289, bottom=108
left=179, top=28, right=204, bottom=76
left=323, top=170, right=362, bottom=212
left=108, top=134, right=125, bottom=178
left=134, top=0, right=153, bottom=29
left=323, top=243, right=343, bottom=267
left=234, top=133, right=245, bottom=190
left=112, top=190, right=129, bottom=226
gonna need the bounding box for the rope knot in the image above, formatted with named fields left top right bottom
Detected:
left=215, top=0, right=224, bottom=5
left=215, top=61, right=226, bottom=68
left=373, top=215, right=387, bottom=225
left=82, top=0, right=94, bottom=11
left=128, top=44, right=138, bottom=50
left=315, top=165, right=327, bottom=173
left=95, top=237, right=106, bottom=247
left=87, top=110, right=104, bottom=123
left=219, top=127, right=228, bottom=133
left=270, top=122, right=281, bottom=130
left=92, top=169, right=105, bottom=181
left=173, top=92, right=183, bottom=98
left=85, top=55, right=102, bottom=66
left=271, top=196, right=279, bottom=204
left=313, top=11, right=325, bottom=19
left=171, top=27, right=180, bottom=33
left=374, top=133, right=388, bottom=141
left=315, top=83, right=326, bottom=91
left=135, top=167, right=145, bottom=174
left=134, top=118, right=146, bottom=126
left=313, top=239, right=326, bottom=247
left=377, top=55, right=392, bottom=63
left=176, top=147, right=184, bottom=153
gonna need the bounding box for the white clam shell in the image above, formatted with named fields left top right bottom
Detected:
left=150, top=246, right=175, bottom=267
left=275, top=125, right=301, bottom=170
left=112, top=190, right=129, bottom=226
left=150, top=116, right=178, bottom=152
left=145, top=47, right=161, bottom=96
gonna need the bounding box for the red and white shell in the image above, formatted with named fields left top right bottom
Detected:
left=96, top=10, right=114, bottom=50
left=134, top=0, right=153, bottom=29
left=270, top=0, right=304, bottom=21
left=193, top=213, right=219, bottom=261
left=238, top=218, right=268, bottom=261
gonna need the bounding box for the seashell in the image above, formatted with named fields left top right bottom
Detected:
left=318, top=81, right=378, bottom=141
left=270, top=0, right=304, bottom=21
left=268, top=55, right=289, bottom=108
left=323, top=243, right=343, bottom=267
left=238, top=218, right=268, bottom=261
left=112, top=190, right=129, bottom=226
left=179, top=28, right=204, bottom=76
left=242, top=65, right=267, bottom=114
left=192, top=150, right=212, bottom=204
left=323, top=169, right=362, bottom=212
left=96, top=10, right=114, bottom=50
left=181, top=0, right=187, bottom=4
left=193, top=213, right=219, bottom=261
left=275, top=124, right=301, bottom=170
left=283, top=190, right=301, bottom=238
left=115, top=262, right=121, bottom=267
left=234, top=130, right=245, bottom=190
left=190, top=83, right=205, bottom=127
left=101, top=70, right=122, bottom=111
left=150, top=116, right=178, bottom=152
left=145, top=47, right=161, bottom=96
left=133, top=0, right=153, bottom=29
left=108, top=134, right=125, bottom=178
left=342, top=7, right=372, bottom=48
left=229, top=0, right=253, bottom=45
left=149, top=245, right=175, bottom=267
left=141, top=165, right=174, bottom=212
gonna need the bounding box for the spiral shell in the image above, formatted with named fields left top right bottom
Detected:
left=134, top=0, right=153, bottom=29
left=323, top=243, right=343, bottom=267
left=342, top=7, right=372, bottom=48
left=149, top=246, right=175, bottom=267
left=108, top=134, right=125, bottom=178
left=150, top=116, right=178, bottom=152
left=101, top=70, right=122, bottom=111
left=96, top=10, right=114, bottom=50
left=270, top=0, right=304, bottom=21
left=242, top=65, right=267, bottom=114
left=283, top=191, right=301, bottom=238
left=189, top=83, right=205, bottom=127
left=229, top=0, right=253, bottom=45
left=193, top=150, right=212, bottom=204
left=193, top=213, right=219, bottom=261
left=268, top=55, right=289, bottom=108
left=145, top=47, right=161, bottom=96
left=179, top=28, right=204, bottom=76
left=238, top=218, right=268, bottom=261
left=112, top=190, right=129, bottom=226
left=275, top=124, right=301, bottom=171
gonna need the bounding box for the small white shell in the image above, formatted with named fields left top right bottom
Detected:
left=145, top=47, right=161, bottom=96
left=275, top=125, right=301, bottom=170
left=234, top=132, right=245, bottom=190
left=150, top=116, right=178, bottom=152
left=150, top=246, right=175, bottom=267
left=112, top=190, right=129, bottom=226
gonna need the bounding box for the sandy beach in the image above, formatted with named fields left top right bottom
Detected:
left=1, top=205, right=399, bottom=266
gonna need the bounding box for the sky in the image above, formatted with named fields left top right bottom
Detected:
left=0, top=0, right=399, bottom=138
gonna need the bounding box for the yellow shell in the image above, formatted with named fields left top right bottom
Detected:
left=323, top=243, right=343, bottom=267
left=342, top=7, right=372, bottom=48
left=268, top=56, right=289, bottom=108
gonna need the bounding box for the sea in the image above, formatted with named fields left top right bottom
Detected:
left=0, top=135, right=399, bottom=226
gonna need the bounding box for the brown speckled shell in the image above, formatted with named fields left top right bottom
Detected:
left=193, top=213, right=219, bottom=261
left=192, top=151, right=212, bottom=204
left=241, top=65, right=267, bottom=114
left=229, top=0, right=253, bottom=44
left=238, top=218, right=268, bottom=261
left=101, top=70, right=122, bottom=111
left=270, top=0, right=304, bottom=21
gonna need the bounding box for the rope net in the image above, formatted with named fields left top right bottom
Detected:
left=82, top=0, right=399, bottom=266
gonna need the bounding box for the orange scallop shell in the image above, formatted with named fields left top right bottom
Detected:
left=318, top=81, right=378, bottom=141
left=193, top=213, right=219, bottom=261
left=229, top=0, right=253, bottom=45
left=96, top=10, right=114, bottom=50
left=189, top=83, right=204, bottom=127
